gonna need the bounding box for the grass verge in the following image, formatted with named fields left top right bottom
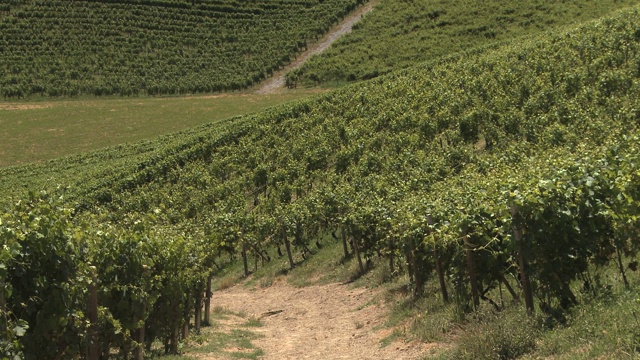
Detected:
left=152, top=306, right=265, bottom=360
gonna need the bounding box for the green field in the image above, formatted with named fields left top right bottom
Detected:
left=0, top=90, right=321, bottom=166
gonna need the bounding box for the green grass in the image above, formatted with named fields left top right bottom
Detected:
left=0, top=90, right=321, bottom=166
left=520, top=283, right=640, bottom=359
left=413, top=263, right=640, bottom=360
left=241, top=317, right=263, bottom=328
left=162, top=306, right=265, bottom=360
left=185, top=328, right=264, bottom=359
left=149, top=355, right=196, bottom=360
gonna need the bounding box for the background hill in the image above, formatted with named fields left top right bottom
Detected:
left=288, top=0, right=639, bottom=86
left=0, top=0, right=361, bottom=98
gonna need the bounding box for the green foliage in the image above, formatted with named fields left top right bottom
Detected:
left=3, top=5, right=640, bottom=358
left=0, top=0, right=362, bottom=98
left=0, top=192, right=222, bottom=358
left=0, top=191, right=90, bottom=359
left=293, top=0, right=639, bottom=86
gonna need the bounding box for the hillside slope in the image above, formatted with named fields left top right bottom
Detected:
left=0, top=0, right=362, bottom=98
left=2, top=6, right=640, bottom=359
left=289, top=0, right=640, bottom=86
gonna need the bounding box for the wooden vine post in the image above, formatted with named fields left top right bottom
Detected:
left=463, top=231, right=480, bottom=309
left=195, top=290, right=202, bottom=332
left=387, top=236, right=394, bottom=275
left=434, top=245, right=449, bottom=303
left=204, top=275, right=212, bottom=326
left=242, top=240, right=249, bottom=276
left=133, top=305, right=146, bottom=360
left=170, top=327, right=179, bottom=354
left=340, top=225, right=349, bottom=259
left=240, top=228, right=249, bottom=277
left=510, top=204, right=535, bottom=314
left=182, top=319, right=189, bottom=340
left=428, top=215, right=449, bottom=303
left=280, top=218, right=295, bottom=270
left=410, top=237, right=424, bottom=297
left=616, top=246, right=630, bottom=289
left=498, top=273, right=520, bottom=301
left=349, top=224, right=365, bottom=274
left=133, top=264, right=149, bottom=360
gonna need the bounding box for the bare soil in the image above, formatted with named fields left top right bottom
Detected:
left=0, top=104, right=52, bottom=110
left=211, top=279, right=433, bottom=359
left=255, top=1, right=377, bottom=94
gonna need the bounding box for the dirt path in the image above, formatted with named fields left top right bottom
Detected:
left=211, top=279, right=432, bottom=359
left=255, top=1, right=376, bottom=94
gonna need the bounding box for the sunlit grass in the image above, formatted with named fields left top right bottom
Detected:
left=0, top=90, right=322, bottom=166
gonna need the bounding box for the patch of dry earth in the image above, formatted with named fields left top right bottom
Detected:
left=212, top=279, right=434, bottom=359
left=0, top=104, right=52, bottom=110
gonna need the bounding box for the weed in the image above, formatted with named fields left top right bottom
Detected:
left=149, top=355, right=196, bottom=360
left=411, top=305, right=458, bottom=343
left=259, top=277, right=274, bottom=288
left=380, top=329, right=403, bottom=348
left=372, top=262, right=395, bottom=285
left=217, top=275, right=241, bottom=291
left=242, top=317, right=263, bottom=328
left=452, top=309, right=541, bottom=360
left=183, top=312, right=264, bottom=360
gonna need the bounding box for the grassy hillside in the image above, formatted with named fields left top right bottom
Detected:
left=0, top=0, right=362, bottom=98
left=288, top=0, right=640, bottom=86
left=2, top=5, right=640, bottom=359
left=0, top=91, right=318, bottom=166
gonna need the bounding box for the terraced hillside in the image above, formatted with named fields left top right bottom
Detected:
left=0, top=0, right=362, bottom=98
left=2, top=5, right=640, bottom=358
left=288, top=0, right=640, bottom=86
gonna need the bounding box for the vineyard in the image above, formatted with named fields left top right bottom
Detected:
left=288, top=0, right=640, bottom=86
left=0, top=0, right=362, bottom=98
left=2, top=3, right=640, bottom=360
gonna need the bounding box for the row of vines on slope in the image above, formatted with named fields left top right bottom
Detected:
left=0, top=0, right=364, bottom=98
left=2, top=7, right=640, bottom=359
left=1, top=193, right=220, bottom=359
left=287, top=0, right=639, bottom=87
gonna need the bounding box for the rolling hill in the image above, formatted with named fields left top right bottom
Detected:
left=0, top=0, right=362, bottom=98
left=289, top=0, right=640, bottom=86
left=1, top=2, right=640, bottom=359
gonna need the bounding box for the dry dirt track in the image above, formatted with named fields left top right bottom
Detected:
left=212, top=280, right=432, bottom=360
left=255, top=1, right=376, bottom=94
